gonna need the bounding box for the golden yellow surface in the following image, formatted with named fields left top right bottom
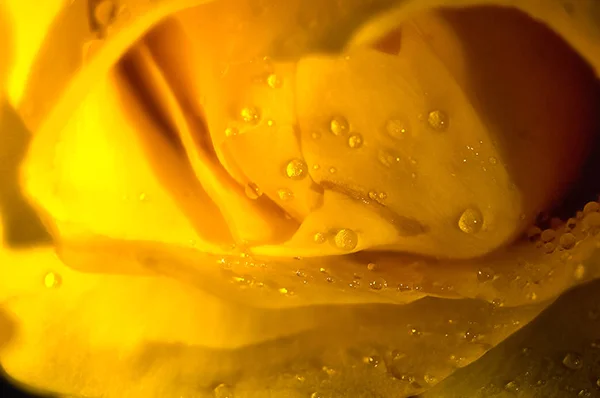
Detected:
left=1, top=0, right=600, bottom=397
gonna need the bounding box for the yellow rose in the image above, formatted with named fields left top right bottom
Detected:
left=1, top=0, right=600, bottom=397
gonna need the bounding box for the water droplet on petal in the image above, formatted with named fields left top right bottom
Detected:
left=504, top=380, right=520, bottom=393
left=541, top=229, right=556, bottom=242
left=424, top=374, right=438, bottom=385
left=488, top=156, right=498, bottom=165
left=329, top=167, right=337, bottom=174
left=369, top=277, right=387, bottom=290
left=43, top=271, right=62, bottom=289
left=313, top=232, right=326, bottom=244
left=348, top=133, right=363, bottom=148
left=476, top=267, right=495, bottom=282
left=245, top=182, right=262, bottom=199
left=543, top=242, right=556, bottom=254
left=334, top=229, right=358, bottom=251
left=385, top=118, right=410, bottom=139
left=266, top=73, right=282, bottom=88
left=559, top=232, right=576, bottom=249
left=285, top=158, right=307, bottom=180
left=213, top=383, right=234, bottom=398
left=583, top=212, right=600, bottom=231
left=225, top=126, right=239, bottom=137
left=574, top=264, right=586, bottom=280
left=458, top=208, right=483, bottom=234
left=367, top=262, right=378, bottom=271
left=583, top=201, right=600, bottom=214
left=377, top=149, right=402, bottom=168
left=330, top=116, right=349, bottom=136
left=562, top=352, right=583, bottom=370
left=277, top=188, right=294, bottom=201
left=427, top=110, right=449, bottom=131
left=240, top=106, right=261, bottom=124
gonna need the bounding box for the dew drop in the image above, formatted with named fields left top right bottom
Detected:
left=94, top=0, right=116, bottom=27
left=240, top=106, right=260, bottom=124
left=385, top=118, right=410, bottom=139
left=367, top=262, right=378, bottom=271
left=378, top=149, right=402, bottom=168
left=313, top=232, right=326, bottom=244
left=559, top=232, right=576, bottom=249
left=488, top=156, right=498, bottom=165
left=285, top=158, right=307, bottom=180
left=583, top=201, right=600, bottom=214
left=369, top=277, right=387, bottom=290
left=424, top=374, right=438, bottom=385
left=363, top=355, right=381, bottom=367
left=329, top=167, right=337, bottom=174
left=427, top=110, right=449, bottom=131
left=562, top=352, right=583, bottom=370
left=504, top=381, right=520, bottom=393
left=574, top=264, right=586, bottom=280
left=310, top=392, right=321, bottom=398
left=348, top=133, right=364, bottom=148
left=458, top=208, right=483, bottom=234
left=43, top=271, right=62, bottom=289
left=463, top=328, right=480, bottom=342
left=476, top=267, right=495, bottom=282
left=225, top=126, right=239, bottom=137
left=334, top=229, right=358, bottom=251
left=244, top=182, right=262, bottom=199
left=213, top=383, right=234, bottom=398
left=543, top=242, right=556, bottom=254
left=329, top=116, right=349, bottom=136
left=277, top=188, right=294, bottom=201
left=583, top=212, right=600, bottom=231
left=266, top=73, right=282, bottom=88
left=541, top=229, right=556, bottom=242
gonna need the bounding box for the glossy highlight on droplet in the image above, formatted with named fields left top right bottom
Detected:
left=244, top=182, right=262, bottom=199
left=329, top=115, right=349, bottom=136
left=385, top=118, right=410, bottom=139
left=43, top=271, right=62, bottom=289
left=266, top=73, right=282, bottom=88
left=285, top=158, right=307, bottom=180
left=240, top=106, right=260, bottom=124
left=277, top=188, right=294, bottom=201
left=334, top=228, right=358, bottom=251
left=427, top=110, right=449, bottom=131
left=348, top=133, right=363, bottom=148
left=458, top=208, right=483, bottom=234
